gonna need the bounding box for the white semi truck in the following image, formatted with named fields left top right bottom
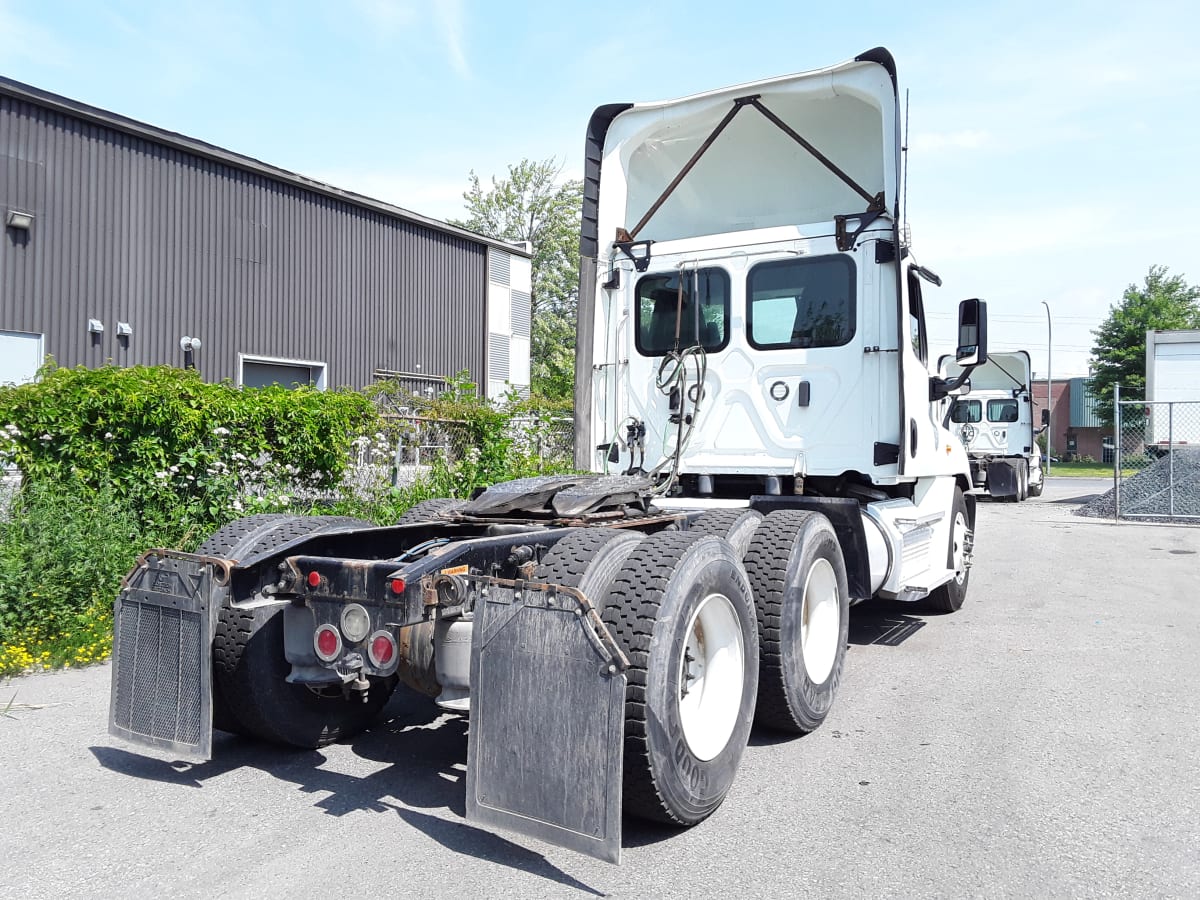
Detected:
left=1145, top=329, right=1200, bottom=454
left=941, top=350, right=1044, bottom=500
left=109, top=48, right=989, bottom=863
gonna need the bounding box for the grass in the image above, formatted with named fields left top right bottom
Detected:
left=1, top=691, right=48, bottom=719
left=1046, top=461, right=1129, bottom=478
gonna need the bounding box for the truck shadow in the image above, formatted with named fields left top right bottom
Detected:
left=847, top=599, right=927, bottom=646
left=90, top=687, right=604, bottom=894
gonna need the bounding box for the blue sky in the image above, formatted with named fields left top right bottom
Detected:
left=3, top=0, right=1198, bottom=377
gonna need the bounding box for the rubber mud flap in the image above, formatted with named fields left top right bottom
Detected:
left=465, top=577, right=627, bottom=863
left=986, top=460, right=1019, bottom=499
left=109, top=550, right=226, bottom=760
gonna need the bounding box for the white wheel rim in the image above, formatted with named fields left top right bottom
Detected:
left=800, top=558, right=840, bottom=685
left=951, top=511, right=968, bottom=584
left=678, top=592, right=745, bottom=762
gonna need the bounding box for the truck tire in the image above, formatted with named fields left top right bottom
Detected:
left=196, top=514, right=295, bottom=737
left=1028, top=469, right=1044, bottom=497
left=397, top=498, right=465, bottom=523
left=533, top=528, right=644, bottom=608
left=601, top=531, right=758, bottom=825
left=199, top=515, right=397, bottom=748
left=743, top=510, right=849, bottom=734
left=924, top=488, right=971, bottom=614
left=687, top=508, right=763, bottom=560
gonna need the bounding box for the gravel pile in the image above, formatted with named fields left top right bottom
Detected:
left=1076, top=447, right=1200, bottom=522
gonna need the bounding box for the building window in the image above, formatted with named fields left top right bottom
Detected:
left=0, top=330, right=44, bottom=386
left=238, top=354, right=327, bottom=389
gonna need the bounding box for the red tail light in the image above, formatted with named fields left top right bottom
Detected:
left=307, top=570, right=321, bottom=588
left=314, top=624, right=341, bottom=662
left=390, top=577, right=406, bottom=595
left=368, top=631, right=397, bottom=668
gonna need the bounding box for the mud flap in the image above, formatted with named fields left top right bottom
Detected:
left=986, top=460, right=1019, bottom=499
left=465, top=576, right=628, bottom=863
left=108, top=551, right=228, bottom=760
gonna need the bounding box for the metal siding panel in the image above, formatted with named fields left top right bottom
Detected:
left=0, top=93, right=489, bottom=388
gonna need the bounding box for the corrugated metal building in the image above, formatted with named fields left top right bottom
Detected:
left=0, top=76, right=531, bottom=399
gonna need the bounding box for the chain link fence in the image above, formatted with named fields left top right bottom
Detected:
left=1113, top=390, right=1200, bottom=521
left=345, top=414, right=575, bottom=493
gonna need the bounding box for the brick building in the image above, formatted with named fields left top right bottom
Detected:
left=1031, top=377, right=1111, bottom=462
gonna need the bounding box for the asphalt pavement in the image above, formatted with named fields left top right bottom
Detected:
left=2, top=477, right=1198, bottom=899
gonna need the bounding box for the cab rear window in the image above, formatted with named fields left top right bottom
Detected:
left=747, top=256, right=856, bottom=350
left=636, top=268, right=730, bottom=356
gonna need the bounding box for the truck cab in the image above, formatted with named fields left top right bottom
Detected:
left=941, top=349, right=1044, bottom=500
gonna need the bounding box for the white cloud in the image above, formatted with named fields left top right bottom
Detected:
left=434, top=0, right=470, bottom=79
left=0, top=2, right=69, bottom=68
left=306, top=168, right=467, bottom=221
left=909, top=129, right=990, bottom=153
left=915, top=204, right=1120, bottom=263
left=348, top=0, right=469, bottom=79
left=350, top=0, right=419, bottom=33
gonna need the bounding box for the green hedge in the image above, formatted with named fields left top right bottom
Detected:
left=0, top=362, right=377, bottom=528
left=0, top=365, right=574, bottom=676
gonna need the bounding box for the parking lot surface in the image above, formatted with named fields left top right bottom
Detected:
left=2, top=478, right=1198, bottom=899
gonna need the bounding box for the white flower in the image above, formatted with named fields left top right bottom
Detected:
left=169, top=465, right=179, bottom=474
left=212, top=427, right=231, bottom=436
left=155, top=471, right=169, bottom=479
left=39, top=433, right=52, bottom=441
left=104, top=432, right=114, bottom=440
left=277, top=494, right=290, bottom=504
left=185, top=474, right=195, bottom=481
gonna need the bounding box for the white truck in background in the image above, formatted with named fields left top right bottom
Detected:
left=1145, top=329, right=1200, bottom=455
left=941, top=350, right=1044, bottom=500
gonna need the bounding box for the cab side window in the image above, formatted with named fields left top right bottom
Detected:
left=907, top=269, right=928, bottom=364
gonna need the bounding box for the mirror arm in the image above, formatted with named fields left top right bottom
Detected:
left=930, top=365, right=977, bottom=402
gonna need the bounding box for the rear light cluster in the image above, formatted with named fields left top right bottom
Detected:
left=312, top=603, right=397, bottom=671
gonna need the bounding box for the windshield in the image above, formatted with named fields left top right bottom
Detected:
left=951, top=399, right=982, bottom=424
left=987, top=399, right=1019, bottom=423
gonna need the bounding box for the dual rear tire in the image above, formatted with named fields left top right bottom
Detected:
left=541, top=509, right=850, bottom=826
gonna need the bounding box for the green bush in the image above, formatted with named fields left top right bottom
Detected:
left=0, top=361, right=378, bottom=529
left=0, top=365, right=575, bottom=675
left=0, top=477, right=185, bottom=673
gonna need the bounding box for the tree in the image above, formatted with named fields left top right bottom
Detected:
left=450, top=160, right=583, bottom=402
left=1089, top=265, right=1200, bottom=424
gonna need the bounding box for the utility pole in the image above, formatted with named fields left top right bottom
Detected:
left=1041, top=301, right=1052, bottom=475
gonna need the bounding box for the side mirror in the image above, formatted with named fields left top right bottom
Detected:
left=955, top=298, right=988, bottom=367
left=1041, top=408, right=1050, bottom=426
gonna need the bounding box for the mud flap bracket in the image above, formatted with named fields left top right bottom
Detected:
left=465, top=576, right=628, bottom=863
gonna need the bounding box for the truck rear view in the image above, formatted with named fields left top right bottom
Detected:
left=109, top=48, right=991, bottom=863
